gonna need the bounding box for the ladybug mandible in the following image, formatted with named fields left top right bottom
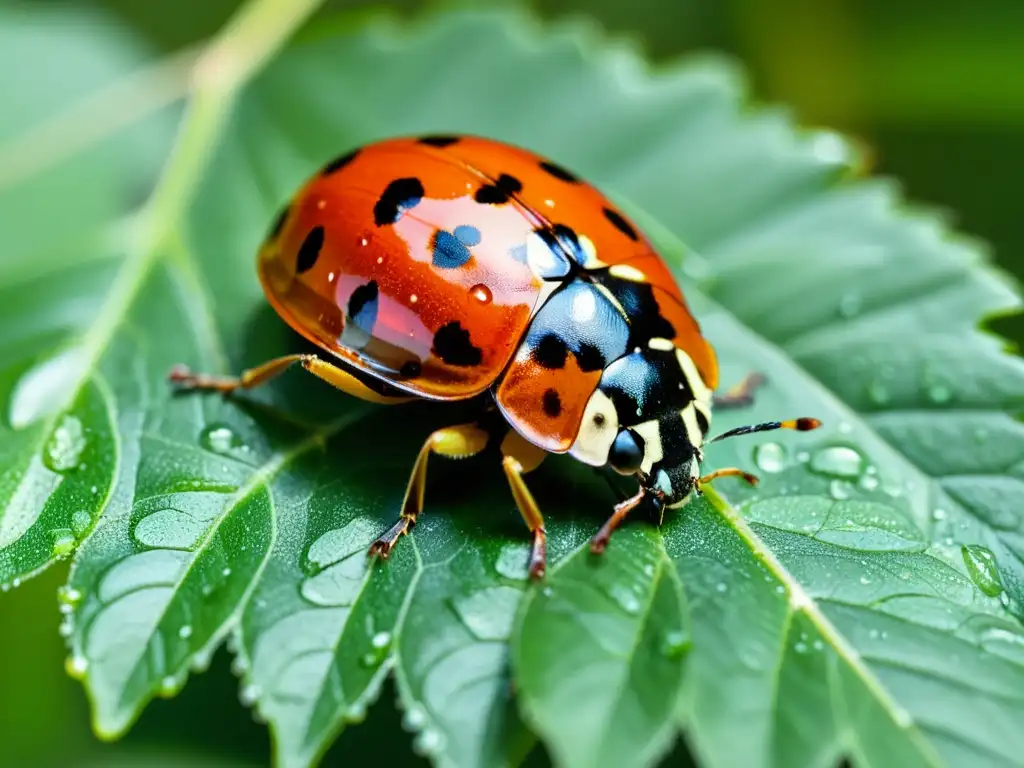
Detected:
left=171, top=135, right=820, bottom=578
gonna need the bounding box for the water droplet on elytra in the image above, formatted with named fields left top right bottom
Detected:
left=810, top=445, right=865, bottom=480
left=753, top=442, right=786, bottom=473
left=962, top=544, right=1003, bottom=597
left=469, top=283, right=492, bottom=304
left=44, top=415, right=87, bottom=472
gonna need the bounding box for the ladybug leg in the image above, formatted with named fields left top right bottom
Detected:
left=169, top=355, right=413, bottom=405
left=369, top=423, right=489, bottom=559
left=713, top=372, right=766, bottom=409
left=499, top=431, right=548, bottom=580
left=590, top=486, right=647, bottom=555
left=695, top=467, right=760, bottom=490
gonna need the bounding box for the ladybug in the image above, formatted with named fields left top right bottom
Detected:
left=171, top=135, right=820, bottom=578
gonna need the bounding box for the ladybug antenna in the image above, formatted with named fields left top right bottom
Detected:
left=708, top=417, right=822, bottom=445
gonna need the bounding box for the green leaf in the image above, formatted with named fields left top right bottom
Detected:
left=3, top=4, right=1024, bottom=768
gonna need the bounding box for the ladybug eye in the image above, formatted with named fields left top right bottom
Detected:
left=608, top=429, right=645, bottom=475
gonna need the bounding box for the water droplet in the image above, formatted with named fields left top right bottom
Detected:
left=859, top=575, right=871, bottom=585
left=200, top=424, right=245, bottom=455
left=932, top=508, right=947, bottom=521
left=661, top=630, right=689, bottom=659
left=371, top=631, right=392, bottom=649
left=838, top=292, right=862, bottom=318
left=859, top=474, right=879, bottom=491
left=50, top=528, right=76, bottom=557
left=867, top=378, right=890, bottom=406
left=133, top=507, right=205, bottom=551
left=608, top=583, right=641, bottom=615
left=829, top=479, right=852, bottom=500
left=809, top=445, right=865, bottom=480
left=58, top=618, right=73, bottom=638
left=413, top=728, right=445, bottom=757
left=230, top=654, right=248, bottom=676
left=8, top=347, right=87, bottom=429
left=222, top=566, right=232, bottom=578
left=191, top=648, right=213, bottom=673
left=922, top=366, right=953, bottom=404
left=239, top=683, right=261, bottom=706
left=44, top=415, right=87, bottom=472
left=973, top=427, right=989, bottom=444
left=65, top=654, right=88, bottom=679
left=495, top=543, right=530, bottom=580
left=715, top=582, right=727, bottom=593
left=753, top=442, right=786, bottom=473
left=71, top=509, right=92, bottom=538
left=346, top=700, right=368, bottom=723
left=178, top=625, right=193, bottom=640
left=962, top=544, right=1003, bottom=597
left=868, top=629, right=879, bottom=639
left=402, top=706, right=427, bottom=732
left=469, top=283, right=493, bottom=304
left=57, top=585, right=82, bottom=606
left=794, top=641, right=808, bottom=654
left=813, top=639, right=824, bottom=651
left=160, top=673, right=186, bottom=697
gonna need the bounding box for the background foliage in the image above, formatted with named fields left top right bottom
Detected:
left=2, top=1, right=1023, bottom=766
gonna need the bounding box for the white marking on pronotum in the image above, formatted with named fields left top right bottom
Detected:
left=631, top=418, right=664, bottom=474
left=608, top=264, right=646, bottom=283
left=676, top=348, right=711, bottom=404
left=680, top=404, right=704, bottom=447
left=647, top=337, right=674, bottom=352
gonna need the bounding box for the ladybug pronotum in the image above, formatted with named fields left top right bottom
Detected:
left=171, top=135, right=820, bottom=578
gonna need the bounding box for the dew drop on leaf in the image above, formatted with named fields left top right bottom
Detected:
left=867, top=378, right=890, bottom=406
left=43, top=414, right=87, bottom=473
left=200, top=424, right=244, bottom=455
left=809, top=445, right=865, bottom=480
left=661, top=630, right=689, bottom=659
left=65, top=654, right=88, bottom=679
left=753, top=442, right=786, bottom=473
left=413, top=728, right=446, bottom=757
left=239, top=682, right=261, bottom=706
left=7, top=346, right=86, bottom=429
left=70, top=509, right=92, bottom=538
left=178, top=625, right=193, bottom=640
left=402, top=706, right=427, bottom=732
left=829, top=479, right=852, bottom=500
left=346, top=700, right=368, bottom=722
left=838, top=292, right=862, bottom=318
left=608, top=583, right=642, bottom=615
left=50, top=528, right=76, bottom=557
left=961, top=544, right=1004, bottom=597
left=495, top=543, right=530, bottom=580
left=57, top=585, right=82, bottom=607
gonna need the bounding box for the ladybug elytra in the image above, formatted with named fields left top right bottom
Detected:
left=171, top=135, right=820, bottom=578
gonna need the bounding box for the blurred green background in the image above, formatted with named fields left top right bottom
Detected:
left=2, top=0, right=1021, bottom=765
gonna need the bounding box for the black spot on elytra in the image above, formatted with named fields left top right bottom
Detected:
left=400, top=360, right=422, bottom=378
left=433, top=321, right=482, bottom=366
left=539, top=160, right=578, bottom=183
left=374, top=177, right=425, bottom=226
left=596, top=272, right=675, bottom=347
left=268, top=204, right=289, bottom=239
left=603, top=207, right=638, bottom=241
left=347, top=280, right=379, bottom=334
left=575, top=342, right=605, bottom=373
left=322, top=149, right=359, bottom=175
left=542, top=389, right=562, bottom=418
left=296, top=226, right=324, bottom=273
left=431, top=225, right=481, bottom=269
left=418, top=135, right=460, bottom=147
left=533, top=334, right=568, bottom=369
left=475, top=174, right=522, bottom=205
